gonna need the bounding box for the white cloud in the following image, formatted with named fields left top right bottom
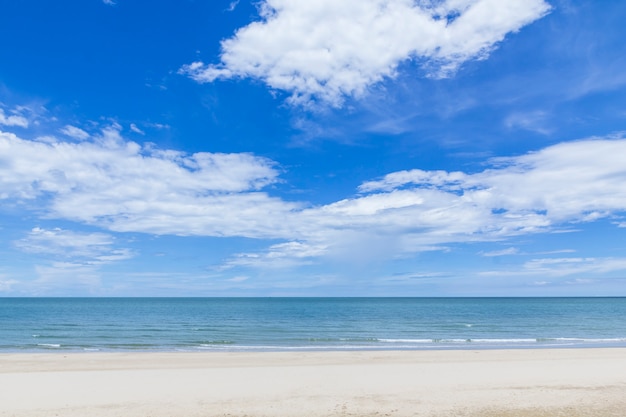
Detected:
left=0, top=277, right=19, bottom=292
left=482, top=247, right=519, bottom=257
left=357, top=137, right=626, bottom=230
left=0, top=108, right=29, bottom=128
left=358, top=169, right=467, bottom=193
left=145, top=122, right=170, bottom=130
left=226, top=276, right=249, bottom=282
left=14, top=227, right=133, bottom=263
left=227, top=0, right=240, bottom=12
left=4, top=126, right=626, bottom=271
left=222, top=241, right=328, bottom=269
left=130, top=123, right=145, bottom=135
left=482, top=257, right=626, bottom=278
left=230, top=137, right=626, bottom=267
left=0, top=127, right=296, bottom=238
left=181, top=0, right=550, bottom=105
left=276, top=136, right=626, bottom=266
left=33, top=262, right=103, bottom=294
left=525, top=257, right=626, bottom=276
left=535, top=249, right=576, bottom=255
left=11, top=227, right=135, bottom=294
left=504, top=110, right=552, bottom=135
left=103, top=0, right=116, bottom=5
left=59, top=125, right=90, bottom=140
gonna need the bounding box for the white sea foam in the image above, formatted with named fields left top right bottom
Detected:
left=379, top=339, right=432, bottom=343
left=378, top=337, right=606, bottom=345
left=471, top=339, right=537, bottom=343
left=37, top=343, right=61, bottom=348
left=548, top=337, right=626, bottom=343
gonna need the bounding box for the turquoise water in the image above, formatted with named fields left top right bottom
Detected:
left=1, top=298, right=625, bottom=352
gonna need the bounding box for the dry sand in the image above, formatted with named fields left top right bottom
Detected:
left=1, top=348, right=625, bottom=416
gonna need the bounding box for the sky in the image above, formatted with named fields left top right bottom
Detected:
left=1, top=0, right=626, bottom=297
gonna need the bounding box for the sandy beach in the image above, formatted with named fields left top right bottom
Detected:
left=1, top=348, right=625, bottom=417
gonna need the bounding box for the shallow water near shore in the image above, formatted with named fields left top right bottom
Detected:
left=1, top=297, right=625, bottom=352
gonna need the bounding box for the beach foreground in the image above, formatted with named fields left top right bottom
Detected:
left=1, top=349, right=625, bottom=417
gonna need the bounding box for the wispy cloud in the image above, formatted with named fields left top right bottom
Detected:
left=0, top=277, right=19, bottom=292
left=14, top=227, right=133, bottom=264
left=481, top=256, right=626, bottom=278
left=221, top=241, right=328, bottom=270
left=481, top=247, right=519, bottom=257
left=181, top=0, right=550, bottom=106
left=146, top=122, right=170, bottom=130
left=59, top=125, right=90, bottom=140
left=504, top=110, right=552, bottom=134
left=32, top=262, right=103, bottom=295
left=129, top=123, right=145, bottom=135
left=12, top=227, right=135, bottom=294
left=226, top=0, right=240, bottom=12
left=0, top=108, right=28, bottom=128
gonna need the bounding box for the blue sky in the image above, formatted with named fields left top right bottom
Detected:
left=1, top=0, right=626, bottom=296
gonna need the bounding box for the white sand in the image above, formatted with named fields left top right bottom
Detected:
left=1, top=349, right=625, bottom=416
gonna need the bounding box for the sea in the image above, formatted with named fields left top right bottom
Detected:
left=1, top=297, right=625, bottom=352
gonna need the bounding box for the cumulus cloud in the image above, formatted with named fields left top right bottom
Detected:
left=181, top=0, right=550, bottom=105
left=0, top=127, right=296, bottom=238
left=357, top=137, right=626, bottom=231
left=219, top=136, right=626, bottom=269
left=3, top=126, right=626, bottom=270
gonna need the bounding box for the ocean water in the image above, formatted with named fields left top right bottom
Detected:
left=1, top=297, right=625, bottom=352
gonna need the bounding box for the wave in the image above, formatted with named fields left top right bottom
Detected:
left=36, top=343, right=61, bottom=348
left=536, top=337, right=626, bottom=343
left=8, top=335, right=626, bottom=353
left=197, top=340, right=235, bottom=346
left=378, top=337, right=626, bottom=345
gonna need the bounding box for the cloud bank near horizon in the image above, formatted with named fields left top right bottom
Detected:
left=2, top=126, right=626, bottom=271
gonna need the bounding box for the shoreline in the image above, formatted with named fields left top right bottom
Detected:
left=5, top=341, right=626, bottom=354
left=2, top=348, right=626, bottom=416
left=8, top=339, right=626, bottom=355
